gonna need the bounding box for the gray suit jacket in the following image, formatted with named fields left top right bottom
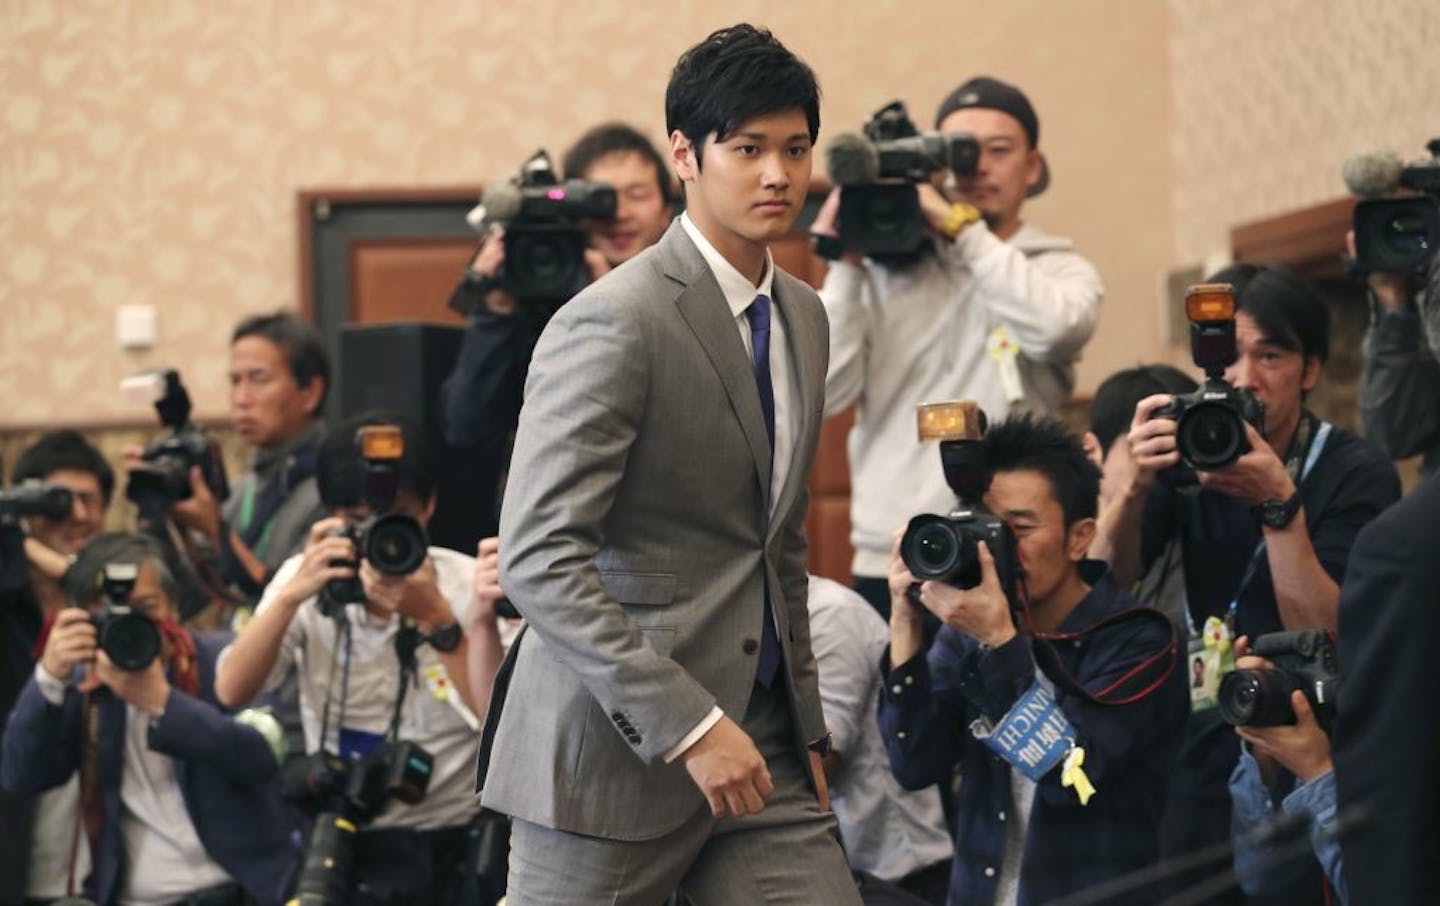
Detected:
left=481, top=220, right=829, bottom=841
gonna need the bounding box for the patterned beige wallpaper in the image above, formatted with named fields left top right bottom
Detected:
left=1170, top=0, right=1440, bottom=264
left=2, top=0, right=1173, bottom=427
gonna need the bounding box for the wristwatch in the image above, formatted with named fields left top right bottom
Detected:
left=425, top=622, right=464, bottom=653
left=1254, top=490, right=1303, bottom=530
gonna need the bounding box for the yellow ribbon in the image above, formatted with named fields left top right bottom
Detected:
left=1062, top=746, right=1096, bottom=806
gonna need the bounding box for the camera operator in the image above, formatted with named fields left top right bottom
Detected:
left=1225, top=636, right=1347, bottom=904
left=879, top=414, right=1187, bottom=906
left=1, top=431, right=113, bottom=904
left=1095, top=265, right=1399, bottom=903
left=439, top=122, right=674, bottom=454
left=811, top=77, right=1102, bottom=616
left=0, top=532, right=295, bottom=906
left=215, top=414, right=495, bottom=906
left=157, top=312, right=329, bottom=598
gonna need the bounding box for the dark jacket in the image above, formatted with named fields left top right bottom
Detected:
left=0, top=631, right=296, bottom=906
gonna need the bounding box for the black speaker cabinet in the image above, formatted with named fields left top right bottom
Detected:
left=335, top=322, right=500, bottom=554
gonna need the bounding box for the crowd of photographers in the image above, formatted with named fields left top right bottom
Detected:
left=1, top=61, right=1438, bottom=906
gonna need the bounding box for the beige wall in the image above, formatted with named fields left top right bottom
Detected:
left=1, top=0, right=1173, bottom=426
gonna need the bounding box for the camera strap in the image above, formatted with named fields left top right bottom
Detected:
left=1031, top=605, right=1181, bottom=707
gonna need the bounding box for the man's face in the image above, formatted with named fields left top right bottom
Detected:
left=229, top=336, right=322, bottom=449
left=28, top=469, right=106, bottom=557
left=1222, top=312, right=1320, bottom=449
left=123, top=561, right=175, bottom=623
left=982, top=468, right=1090, bottom=608
left=670, top=110, right=813, bottom=257
left=583, top=151, right=671, bottom=265
left=937, top=107, right=1042, bottom=237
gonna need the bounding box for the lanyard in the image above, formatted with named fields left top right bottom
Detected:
left=238, top=482, right=276, bottom=560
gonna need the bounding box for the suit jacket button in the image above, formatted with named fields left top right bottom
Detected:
left=742, top=638, right=759, bottom=655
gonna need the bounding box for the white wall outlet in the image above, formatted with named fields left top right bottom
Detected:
left=116, top=304, right=157, bottom=349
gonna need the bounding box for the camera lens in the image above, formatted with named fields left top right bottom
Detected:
left=1179, top=403, right=1245, bottom=470
left=1217, top=668, right=1300, bottom=727
left=363, top=514, right=428, bottom=576
left=901, top=515, right=981, bottom=587
left=507, top=228, right=585, bottom=301
left=99, top=613, right=162, bottom=672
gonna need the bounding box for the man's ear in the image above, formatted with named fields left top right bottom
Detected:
left=298, top=377, right=325, bottom=418
left=1067, top=516, right=1098, bottom=563
left=670, top=130, right=698, bottom=183
left=1025, top=148, right=1045, bottom=193
left=1300, top=356, right=1322, bottom=393
left=1081, top=431, right=1104, bottom=470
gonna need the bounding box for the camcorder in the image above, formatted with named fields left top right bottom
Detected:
left=1353, top=138, right=1440, bottom=274
left=282, top=740, right=435, bottom=905
left=899, top=401, right=1023, bottom=616
left=1218, top=628, right=1340, bottom=732
left=1154, top=284, right=1265, bottom=483
left=319, top=425, right=430, bottom=617
left=124, top=370, right=230, bottom=515
left=90, top=561, right=162, bottom=672
left=460, top=149, right=618, bottom=314
left=824, top=100, right=980, bottom=261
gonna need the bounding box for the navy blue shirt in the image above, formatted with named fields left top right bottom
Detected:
left=878, top=561, right=1188, bottom=906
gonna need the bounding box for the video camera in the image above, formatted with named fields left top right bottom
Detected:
left=1218, top=628, right=1340, bottom=733
left=1353, top=138, right=1440, bottom=274
left=282, top=740, right=435, bottom=905
left=469, top=149, right=617, bottom=309
left=124, top=370, right=230, bottom=514
left=319, top=425, right=430, bottom=616
left=1154, top=284, right=1265, bottom=483
left=899, top=401, right=1023, bottom=614
left=825, top=100, right=980, bottom=260
left=89, top=561, right=162, bottom=672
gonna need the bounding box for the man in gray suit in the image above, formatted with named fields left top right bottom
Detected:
left=480, top=24, right=862, bottom=906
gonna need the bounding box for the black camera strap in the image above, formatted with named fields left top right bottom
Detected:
left=1028, top=602, right=1181, bottom=707
left=390, top=620, right=421, bottom=741
left=316, top=611, right=420, bottom=752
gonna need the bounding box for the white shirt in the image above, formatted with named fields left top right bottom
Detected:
left=34, top=665, right=232, bottom=904
left=229, top=545, right=511, bottom=830
left=25, top=772, right=91, bottom=899
left=807, top=576, right=953, bottom=880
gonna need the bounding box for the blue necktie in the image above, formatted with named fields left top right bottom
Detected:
left=746, top=294, right=781, bottom=687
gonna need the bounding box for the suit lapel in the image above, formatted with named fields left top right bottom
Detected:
left=664, top=225, right=773, bottom=500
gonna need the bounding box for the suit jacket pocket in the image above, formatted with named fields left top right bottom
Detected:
left=598, top=570, right=677, bottom=606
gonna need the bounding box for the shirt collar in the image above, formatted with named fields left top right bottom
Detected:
left=1055, top=559, right=1123, bottom=632
left=680, top=212, right=775, bottom=320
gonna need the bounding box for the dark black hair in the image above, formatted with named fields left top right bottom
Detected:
left=981, top=414, right=1101, bottom=526
left=665, top=24, right=820, bottom=168
left=1089, top=365, right=1199, bottom=455
left=1206, top=263, right=1330, bottom=364
left=13, top=430, right=115, bottom=505
left=563, top=122, right=674, bottom=207
left=315, top=412, right=435, bottom=510
left=62, top=532, right=179, bottom=608
left=231, top=311, right=331, bottom=409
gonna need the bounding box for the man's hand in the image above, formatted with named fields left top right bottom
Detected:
left=41, top=607, right=97, bottom=682
left=915, top=542, right=1016, bottom=648
left=1197, top=422, right=1296, bottom=508
left=95, top=650, right=171, bottom=717
left=917, top=182, right=955, bottom=235
left=1237, top=687, right=1333, bottom=783
left=470, top=536, right=505, bottom=628
left=470, top=228, right=519, bottom=316
left=24, top=537, right=71, bottom=582
left=809, top=188, right=863, bottom=266
left=364, top=557, right=450, bottom=630
left=277, top=517, right=355, bottom=607
left=681, top=715, right=773, bottom=818
left=809, top=750, right=831, bottom=811
left=583, top=248, right=613, bottom=283
left=167, top=466, right=223, bottom=541
left=1346, top=228, right=1410, bottom=312
left=887, top=529, right=925, bottom=668
left=1126, top=394, right=1182, bottom=490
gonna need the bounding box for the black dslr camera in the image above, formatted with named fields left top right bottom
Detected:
left=282, top=740, right=435, bottom=905
left=319, top=426, right=429, bottom=617
left=1154, top=284, right=1265, bottom=482
left=1353, top=138, right=1440, bottom=274
left=899, top=402, right=1023, bottom=612
left=469, top=149, right=617, bottom=309
left=0, top=480, right=74, bottom=523
left=825, top=100, right=980, bottom=261
left=125, top=370, right=230, bottom=514
left=90, top=561, right=162, bottom=672
left=1218, top=629, right=1340, bottom=732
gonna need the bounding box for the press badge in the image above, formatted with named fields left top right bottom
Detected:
left=1188, top=615, right=1235, bottom=712
left=972, top=681, right=1076, bottom=782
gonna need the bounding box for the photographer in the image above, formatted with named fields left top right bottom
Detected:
left=1356, top=251, right=1440, bottom=473
left=2, top=431, right=113, bottom=904
left=215, top=414, right=493, bottom=906
left=439, top=122, right=673, bottom=453
left=878, top=414, right=1187, bottom=905
left=1226, top=636, right=1346, bottom=904
left=0, top=532, right=295, bottom=906
left=1095, top=265, right=1399, bottom=903
left=811, top=77, right=1102, bottom=615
